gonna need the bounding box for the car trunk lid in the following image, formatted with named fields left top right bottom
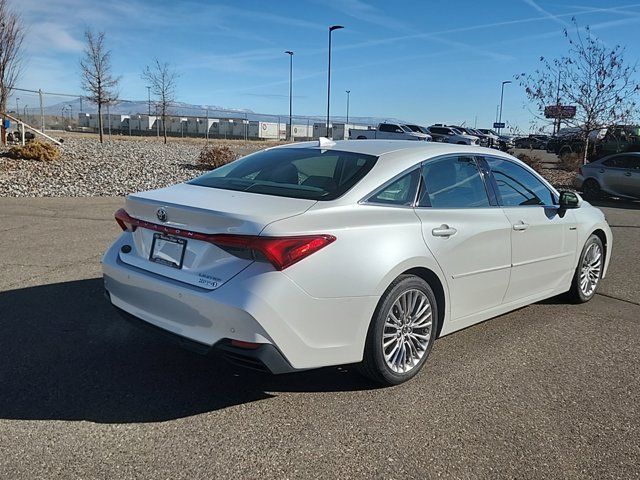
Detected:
left=118, top=183, right=316, bottom=289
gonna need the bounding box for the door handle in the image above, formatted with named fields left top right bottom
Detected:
left=513, top=221, right=529, bottom=231
left=624, top=171, right=632, bottom=176
left=599, top=169, right=605, bottom=173
left=432, top=224, right=457, bottom=237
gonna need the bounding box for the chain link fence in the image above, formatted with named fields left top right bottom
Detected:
left=7, top=87, right=374, bottom=141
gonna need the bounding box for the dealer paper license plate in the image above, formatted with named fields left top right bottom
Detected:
left=149, top=233, right=186, bottom=269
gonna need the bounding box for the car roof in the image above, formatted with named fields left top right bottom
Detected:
left=274, top=139, right=490, bottom=156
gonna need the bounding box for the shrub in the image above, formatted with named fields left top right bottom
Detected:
left=8, top=140, right=61, bottom=162
left=559, top=151, right=583, bottom=172
left=515, top=153, right=543, bottom=173
left=197, top=144, right=237, bottom=169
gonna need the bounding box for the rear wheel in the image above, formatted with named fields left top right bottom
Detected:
left=567, top=235, right=604, bottom=303
left=359, top=275, right=438, bottom=386
left=582, top=178, right=602, bottom=200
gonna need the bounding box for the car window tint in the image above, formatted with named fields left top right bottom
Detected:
left=617, top=155, right=640, bottom=169
left=368, top=169, right=420, bottom=206
left=418, top=156, right=490, bottom=208
left=486, top=157, right=554, bottom=206
left=189, top=148, right=377, bottom=201
left=602, top=156, right=624, bottom=168
left=379, top=124, right=396, bottom=132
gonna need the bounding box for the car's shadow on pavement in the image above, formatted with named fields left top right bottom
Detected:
left=0, top=278, right=377, bottom=424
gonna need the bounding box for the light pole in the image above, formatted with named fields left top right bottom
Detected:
left=498, top=80, right=511, bottom=134
left=345, top=90, right=350, bottom=126
left=147, top=86, right=151, bottom=116
left=68, top=104, right=73, bottom=121
left=15, top=97, right=20, bottom=117
left=326, top=25, right=344, bottom=137
left=285, top=50, right=294, bottom=141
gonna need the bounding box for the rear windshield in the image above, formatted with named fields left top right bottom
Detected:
left=188, top=148, right=378, bottom=201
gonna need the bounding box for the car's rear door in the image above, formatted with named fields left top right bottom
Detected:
left=482, top=156, right=578, bottom=302
left=413, top=155, right=512, bottom=321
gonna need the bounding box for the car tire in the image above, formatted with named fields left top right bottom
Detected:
left=359, top=274, right=438, bottom=386
left=582, top=178, right=602, bottom=199
left=356, top=136, right=366, bottom=140
left=567, top=234, right=604, bottom=303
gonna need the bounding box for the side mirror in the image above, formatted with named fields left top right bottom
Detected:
left=559, top=190, right=581, bottom=209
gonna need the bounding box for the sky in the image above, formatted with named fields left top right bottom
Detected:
left=10, top=0, right=640, bottom=132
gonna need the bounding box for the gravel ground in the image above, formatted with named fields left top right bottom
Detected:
left=0, top=135, right=576, bottom=197
left=0, top=134, right=279, bottom=197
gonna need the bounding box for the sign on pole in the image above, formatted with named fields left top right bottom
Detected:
left=493, top=122, right=505, bottom=129
left=544, top=105, right=576, bottom=119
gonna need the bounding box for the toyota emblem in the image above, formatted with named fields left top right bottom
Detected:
left=156, top=208, right=168, bottom=222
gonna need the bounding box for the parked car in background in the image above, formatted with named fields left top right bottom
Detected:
left=514, top=135, right=549, bottom=150
left=404, top=124, right=433, bottom=141
left=350, top=123, right=430, bottom=141
left=447, top=126, right=490, bottom=147
left=103, top=139, right=612, bottom=386
left=546, top=128, right=585, bottom=156
left=594, top=125, right=640, bottom=158
left=427, top=125, right=479, bottom=145
left=477, top=129, right=501, bottom=148
left=575, top=152, right=640, bottom=199
left=497, top=134, right=516, bottom=151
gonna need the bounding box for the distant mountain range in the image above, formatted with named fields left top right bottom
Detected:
left=43, top=98, right=405, bottom=126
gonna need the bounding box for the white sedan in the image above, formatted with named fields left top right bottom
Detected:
left=102, top=139, right=612, bottom=385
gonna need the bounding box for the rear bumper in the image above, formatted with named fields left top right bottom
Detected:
left=111, top=302, right=295, bottom=374
left=101, top=235, right=377, bottom=371
left=574, top=173, right=585, bottom=189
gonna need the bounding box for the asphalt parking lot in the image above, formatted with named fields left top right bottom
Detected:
left=0, top=197, right=638, bottom=479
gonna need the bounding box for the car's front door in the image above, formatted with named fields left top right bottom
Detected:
left=483, top=157, right=578, bottom=302
left=413, top=155, right=512, bottom=321
left=615, top=154, right=640, bottom=198
left=600, top=155, right=630, bottom=196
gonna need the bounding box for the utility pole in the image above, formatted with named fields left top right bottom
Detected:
left=345, top=90, right=350, bottom=125
left=285, top=51, right=293, bottom=141
left=326, top=25, right=344, bottom=137
left=147, top=86, right=151, bottom=116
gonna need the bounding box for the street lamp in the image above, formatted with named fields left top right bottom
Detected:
left=285, top=50, right=294, bottom=141
left=498, top=80, right=511, bottom=134
left=326, top=25, right=344, bottom=137
left=15, top=97, right=20, bottom=117
left=345, top=90, right=350, bottom=125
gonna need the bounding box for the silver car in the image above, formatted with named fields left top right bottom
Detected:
left=576, top=152, right=640, bottom=199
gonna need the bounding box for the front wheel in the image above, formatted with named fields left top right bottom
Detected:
left=567, top=235, right=604, bottom=303
left=359, top=275, right=438, bottom=386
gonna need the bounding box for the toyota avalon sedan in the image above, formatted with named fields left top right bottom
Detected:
left=102, top=139, right=612, bottom=385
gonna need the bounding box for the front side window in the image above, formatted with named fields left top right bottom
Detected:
left=418, top=156, right=490, bottom=208
left=379, top=124, right=398, bottom=133
left=189, top=148, right=377, bottom=201
left=485, top=157, right=555, bottom=206
left=368, top=169, right=420, bottom=206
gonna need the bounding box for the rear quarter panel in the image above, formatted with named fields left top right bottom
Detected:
left=260, top=203, right=447, bottom=300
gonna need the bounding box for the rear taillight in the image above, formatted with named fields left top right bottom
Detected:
left=213, top=234, right=336, bottom=270
left=115, top=208, right=137, bottom=232
left=113, top=209, right=335, bottom=270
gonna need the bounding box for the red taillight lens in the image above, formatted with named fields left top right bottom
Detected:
left=112, top=209, right=335, bottom=270
left=213, top=234, right=336, bottom=270
left=114, top=208, right=137, bottom=232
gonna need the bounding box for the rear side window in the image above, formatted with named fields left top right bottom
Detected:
left=189, top=148, right=377, bottom=201
left=604, top=154, right=640, bottom=169
left=486, top=157, right=554, bottom=206
left=418, top=156, right=490, bottom=208
left=367, top=169, right=420, bottom=206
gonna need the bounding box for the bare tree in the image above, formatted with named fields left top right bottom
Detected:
left=80, top=29, right=119, bottom=143
left=518, top=20, right=640, bottom=163
left=0, top=0, right=25, bottom=144
left=142, top=59, right=178, bottom=144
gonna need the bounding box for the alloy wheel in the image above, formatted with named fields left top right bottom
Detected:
left=580, top=242, right=602, bottom=297
left=382, top=289, right=433, bottom=373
